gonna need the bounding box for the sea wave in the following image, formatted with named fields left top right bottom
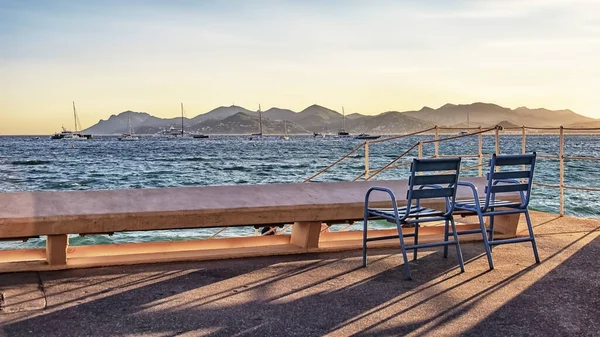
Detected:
left=10, top=160, right=52, bottom=166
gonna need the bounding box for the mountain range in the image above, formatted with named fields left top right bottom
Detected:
left=80, top=102, right=596, bottom=135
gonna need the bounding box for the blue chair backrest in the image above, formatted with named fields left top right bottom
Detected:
left=406, top=157, right=462, bottom=217
left=484, top=152, right=536, bottom=209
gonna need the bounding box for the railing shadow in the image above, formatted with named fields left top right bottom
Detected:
left=0, top=245, right=475, bottom=336
left=347, top=225, right=600, bottom=336
left=1, top=223, right=598, bottom=336
left=458, top=236, right=600, bottom=336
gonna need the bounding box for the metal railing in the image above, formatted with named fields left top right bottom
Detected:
left=208, top=124, right=600, bottom=239
left=305, top=125, right=600, bottom=217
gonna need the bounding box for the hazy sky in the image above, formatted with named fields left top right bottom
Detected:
left=1, top=0, right=599, bottom=134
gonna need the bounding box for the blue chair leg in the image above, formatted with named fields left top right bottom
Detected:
left=450, top=216, right=465, bottom=272
left=524, top=210, right=541, bottom=263
left=477, top=212, right=494, bottom=270
left=413, top=224, right=419, bottom=261
left=395, top=219, right=412, bottom=280
left=489, top=213, right=495, bottom=252
left=443, top=218, right=449, bottom=258
left=362, top=209, right=369, bottom=267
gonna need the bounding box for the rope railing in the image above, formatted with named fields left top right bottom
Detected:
left=365, top=143, right=420, bottom=181
left=305, top=125, right=499, bottom=183
left=564, top=156, right=600, bottom=161
left=303, top=142, right=365, bottom=182
left=367, top=127, right=437, bottom=144
left=361, top=126, right=496, bottom=181
left=304, top=124, right=600, bottom=218
left=503, top=126, right=600, bottom=131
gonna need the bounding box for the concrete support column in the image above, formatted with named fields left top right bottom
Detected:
left=290, top=221, right=322, bottom=249
left=46, top=234, right=68, bottom=265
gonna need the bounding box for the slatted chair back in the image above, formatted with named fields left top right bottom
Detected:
left=406, top=158, right=462, bottom=217
left=484, top=152, right=536, bottom=210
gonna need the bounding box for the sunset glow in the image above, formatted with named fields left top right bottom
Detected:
left=1, top=0, right=599, bottom=134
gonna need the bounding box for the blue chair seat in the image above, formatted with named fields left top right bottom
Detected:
left=455, top=198, right=522, bottom=210
left=369, top=206, right=445, bottom=221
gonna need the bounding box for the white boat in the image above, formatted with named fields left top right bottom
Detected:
left=251, top=105, right=264, bottom=137
left=51, top=102, right=92, bottom=140
left=282, top=120, right=290, bottom=140
left=249, top=105, right=266, bottom=140
left=179, top=103, right=187, bottom=137
left=337, top=107, right=350, bottom=137
left=63, top=132, right=87, bottom=140
left=118, top=114, right=139, bottom=141
left=459, top=112, right=470, bottom=135
left=118, top=134, right=139, bottom=141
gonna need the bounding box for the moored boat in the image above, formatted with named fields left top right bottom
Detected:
left=355, top=133, right=381, bottom=140
left=281, top=120, right=290, bottom=140
left=337, top=107, right=350, bottom=137
left=118, top=114, right=139, bottom=141
left=51, top=102, right=93, bottom=140
left=250, top=105, right=264, bottom=139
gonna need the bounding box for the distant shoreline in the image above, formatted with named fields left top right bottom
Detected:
left=2, top=130, right=600, bottom=137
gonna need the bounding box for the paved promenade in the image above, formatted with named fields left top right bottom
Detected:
left=1, top=211, right=599, bottom=337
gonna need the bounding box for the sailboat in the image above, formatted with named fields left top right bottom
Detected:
left=180, top=102, right=185, bottom=137
left=188, top=103, right=209, bottom=138
left=337, top=107, right=350, bottom=137
left=118, top=113, right=139, bottom=141
left=251, top=105, right=263, bottom=137
left=163, top=103, right=188, bottom=137
left=282, top=120, right=290, bottom=140
left=51, top=102, right=92, bottom=140
left=459, top=111, right=470, bottom=135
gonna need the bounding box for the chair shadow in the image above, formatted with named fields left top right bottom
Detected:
left=352, top=230, right=600, bottom=336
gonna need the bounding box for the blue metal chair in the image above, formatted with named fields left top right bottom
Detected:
left=455, top=153, right=540, bottom=270
left=363, top=157, right=464, bottom=280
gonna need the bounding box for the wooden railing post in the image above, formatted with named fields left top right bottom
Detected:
left=559, top=126, right=565, bottom=216
left=434, top=126, right=439, bottom=158
left=364, top=142, right=370, bottom=180
left=478, top=126, right=483, bottom=177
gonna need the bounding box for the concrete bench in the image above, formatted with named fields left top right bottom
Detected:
left=0, top=177, right=521, bottom=272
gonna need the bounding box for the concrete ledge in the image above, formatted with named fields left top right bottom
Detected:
left=0, top=221, right=512, bottom=273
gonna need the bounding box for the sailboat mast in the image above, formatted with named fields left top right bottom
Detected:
left=259, top=104, right=263, bottom=136
left=342, top=106, right=346, bottom=130
left=72, top=101, right=78, bottom=132
left=467, top=112, right=470, bottom=129
left=181, top=103, right=184, bottom=136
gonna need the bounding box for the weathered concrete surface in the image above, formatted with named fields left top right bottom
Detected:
left=0, top=211, right=599, bottom=337
left=0, top=274, right=45, bottom=313
left=0, top=177, right=503, bottom=238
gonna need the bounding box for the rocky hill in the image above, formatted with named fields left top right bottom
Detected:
left=81, top=102, right=596, bottom=135
left=402, top=103, right=592, bottom=128
left=189, top=112, right=307, bottom=135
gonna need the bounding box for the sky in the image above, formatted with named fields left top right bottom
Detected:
left=1, top=0, right=600, bottom=134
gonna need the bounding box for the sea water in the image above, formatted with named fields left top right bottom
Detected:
left=1, top=134, right=599, bottom=248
